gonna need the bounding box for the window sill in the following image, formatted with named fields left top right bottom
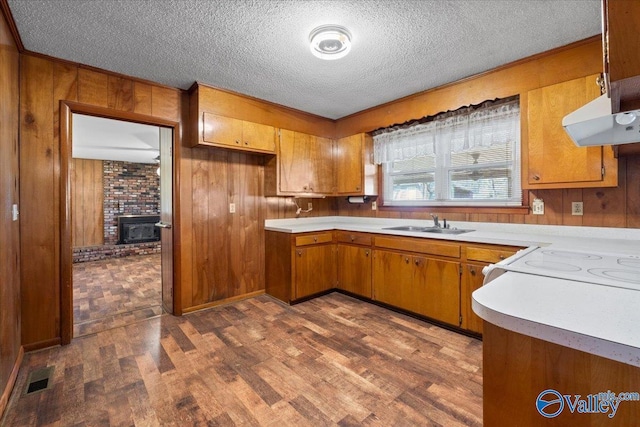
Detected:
left=377, top=204, right=530, bottom=215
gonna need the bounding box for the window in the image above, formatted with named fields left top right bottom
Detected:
left=374, top=98, right=521, bottom=207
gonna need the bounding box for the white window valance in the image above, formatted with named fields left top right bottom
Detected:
left=373, top=99, right=520, bottom=165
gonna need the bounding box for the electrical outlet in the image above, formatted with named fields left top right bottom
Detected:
left=229, top=203, right=236, bottom=214
left=372, top=201, right=377, bottom=211
left=12, top=204, right=18, bottom=221
left=532, top=198, right=544, bottom=215
left=307, top=202, right=313, bottom=211
left=571, top=201, right=583, bottom=216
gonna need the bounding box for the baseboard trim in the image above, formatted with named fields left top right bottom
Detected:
left=22, top=337, right=61, bottom=353
left=0, top=346, right=24, bottom=419
left=182, top=290, right=265, bottom=314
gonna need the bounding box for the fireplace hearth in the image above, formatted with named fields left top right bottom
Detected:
left=117, top=215, right=161, bottom=244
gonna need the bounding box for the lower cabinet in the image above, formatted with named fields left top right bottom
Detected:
left=337, top=244, right=372, bottom=298
left=461, top=263, right=486, bottom=334
left=266, top=230, right=521, bottom=336
left=373, top=249, right=461, bottom=327
left=295, top=244, right=337, bottom=300
left=461, top=244, right=521, bottom=335
left=265, top=230, right=336, bottom=303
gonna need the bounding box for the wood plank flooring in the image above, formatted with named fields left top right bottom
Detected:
left=73, top=254, right=163, bottom=337
left=2, top=293, right=482, bottom=426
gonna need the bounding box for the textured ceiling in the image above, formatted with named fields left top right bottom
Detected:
left=73, top=114, right=160, bottom=164
left=8, top=0, right=601, bottom=119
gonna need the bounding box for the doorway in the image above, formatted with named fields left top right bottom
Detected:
left=60, top=102, right=178, bottom=344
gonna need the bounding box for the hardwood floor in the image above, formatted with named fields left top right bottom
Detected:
left=73, top=254, right=163, bottom=337
left=2, top=293, right=482, bottom=426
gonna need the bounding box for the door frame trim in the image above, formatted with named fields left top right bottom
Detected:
left=60, top=101, right=182, bottom=345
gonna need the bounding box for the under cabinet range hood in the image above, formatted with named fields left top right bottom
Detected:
left=562, top=94, right=640, bottom=147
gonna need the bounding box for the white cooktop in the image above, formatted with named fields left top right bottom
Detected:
left=503, top=248, right=640, bottom=291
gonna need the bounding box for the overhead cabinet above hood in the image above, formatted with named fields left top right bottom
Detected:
left=563, top=0, right=640, bottom=148
left=562, top=94, right=640, bottom=147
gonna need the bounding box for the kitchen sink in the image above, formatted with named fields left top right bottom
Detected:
left=421, top=227, right=474, bottom=235
left=383, top=225, right=431, bottom=232
left=383, top=225, right=474, bottom=234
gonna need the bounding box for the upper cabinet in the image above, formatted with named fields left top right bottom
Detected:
left=523, top=74, right=618, bottom=189
left=335, top=133, right=378, bottom=196
left=202, top=112, right=276, bottom=154
left=265, top=129, right=334, bottom=196
left=603, top=0, right=640, bottom=112
left=189, top=84, right=276, bottom=154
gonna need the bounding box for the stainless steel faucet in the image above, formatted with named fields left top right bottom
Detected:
left=430, top=213, right=440, bottom=228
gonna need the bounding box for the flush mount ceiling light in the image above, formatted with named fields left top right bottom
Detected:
left=309, top=25, right=352, bottom=60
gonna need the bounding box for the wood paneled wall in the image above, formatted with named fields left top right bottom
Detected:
left=334, top=36, right=640, bottom=229
left=0, top=4, right=22, bottom=417
left=71, top=158, right=104, bottom=247
left=19, top=54, right=181, bottom=348
left=15, top=29, right=639, bottom=352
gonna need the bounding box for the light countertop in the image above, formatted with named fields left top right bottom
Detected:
left=265, top=216, right=640, bottom=366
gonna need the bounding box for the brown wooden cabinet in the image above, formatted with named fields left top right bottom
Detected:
left=265, top=129, right=334, bottom=196
left=200, top=112, right=276, bottom=153
left=604, top=0, right=640, bottom=112
left=295, top=244, right=337, bottom=299
left=336, top=231, right=373, bottom=298
left=265, top=231, right=336, bottom=303
left=460, top=244, right=521, bottom=334
left=372, top=237, right=462, bottom=327
left=461, top=263, right=485, bottom=334
left=524, top=74, right=618, bottom=189
left=334, top=133, right=377, bottom=196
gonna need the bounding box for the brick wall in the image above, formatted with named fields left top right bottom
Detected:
left=103, top=160, right=160, bottom=245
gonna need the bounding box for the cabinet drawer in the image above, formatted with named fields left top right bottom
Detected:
left=466, top=246, right=518, bottom=263
left=295, top=232, right=333, bottom=246
left=374, top=236, right=460, bottom=258
left=336, top=231, right=372, bottom=246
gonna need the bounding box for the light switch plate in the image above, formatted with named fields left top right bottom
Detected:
left=532, top=198, right=544, bottom=215
left=12, top=204, right=19, bottom=221
left=372, top=201, right=377, bottom=211
left=229, top=203, right=236, bottom=214
left=571, top=201, right=583, bottom=216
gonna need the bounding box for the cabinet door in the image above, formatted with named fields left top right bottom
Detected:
left=310, top=136, right=334, bottom=194
left=413, top=257, right=461, bottom=326
left=372, top=250, right=414, bottom=307
left=526, top=74, right=616, bottom=187
left=335, top=134, right=363, bottom=194
left=242, top=121, right=276, bottom=153
left=337, top=244, right=372, bottom=298
left=461, top=263, right=485, bottom=334
left=278, top=130, right=334, bottom=194
left=203, top=112, right=243, bottom=147
left=294, top=245, right=336, bottom=299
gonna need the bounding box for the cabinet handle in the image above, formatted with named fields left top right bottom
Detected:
left=499, top=254, right=505, bottom=260
left=415, top=259, right=420, bottom=265
left=405, top=257, right=410, bottom=264
left=350, top=235, right=355, bottom=242
left=235, top=140, right=240, bottom=144
left=297, top=250, right=302, bottom=256
left=303, top=185, right=308, bottom=190
left=470, top=268, right=476, bottom=276
left=313, top=237, right=317, bottom=242
left=244, top=141, right=249, bottom=145
left=532, top=175, right=540, bottom=181
left=365, top=250, right=369, bottom=256
left=356, top=186, right=360, bottom=191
